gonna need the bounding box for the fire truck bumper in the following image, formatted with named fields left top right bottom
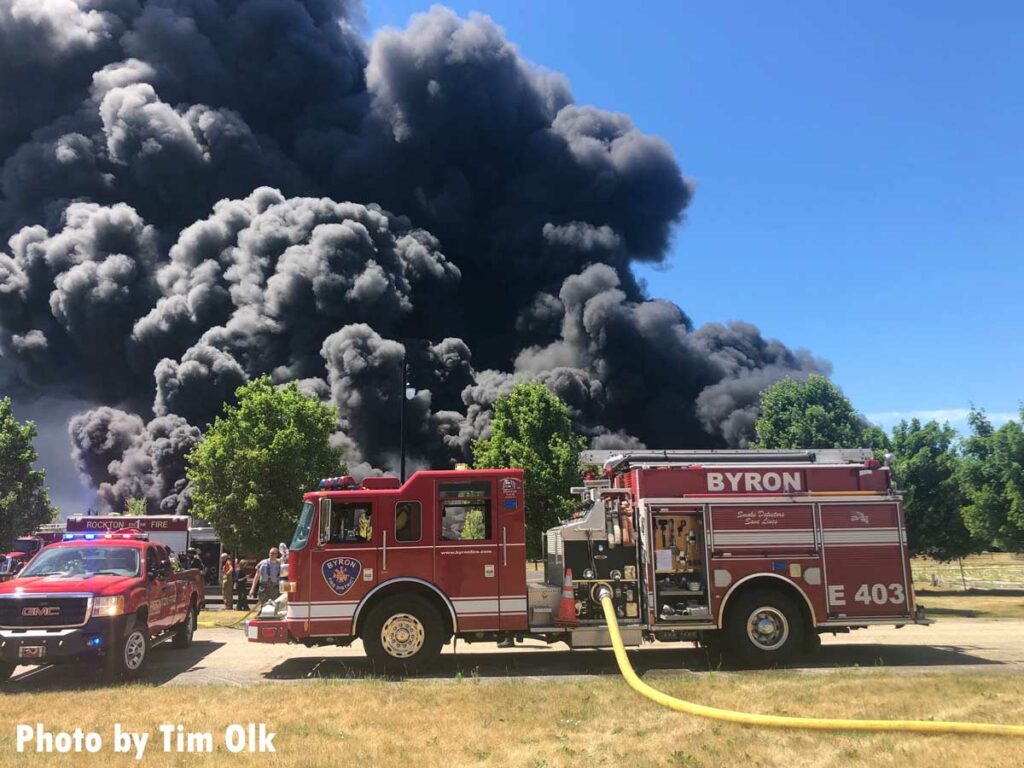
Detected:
left=245, top=618, right=290, bottom=643
left=914, top=607, right=935, bottom=625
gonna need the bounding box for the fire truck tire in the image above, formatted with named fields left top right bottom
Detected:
left=361, top=595, right=444, bottom=675
left=803, top=629, right=822, bottom=656
left=106, top=621, right=151, bottom=680
left=724, top=589, right=805, bottom=666
left=172, top=603, right=197, bottom=649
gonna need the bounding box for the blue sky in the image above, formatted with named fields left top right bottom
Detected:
left=369, top=1, right=1024, bottom=431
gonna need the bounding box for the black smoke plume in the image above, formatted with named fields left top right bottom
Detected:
left=0, top=1, right=825, bottom=513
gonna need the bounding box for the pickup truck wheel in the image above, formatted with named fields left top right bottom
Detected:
left=172, top=605, right=197, bottom=649
left=724, top=589, right=805, bottom=667
left=0, top=661, right=14, bottom=683
left=362, top=595, right=443, bottom=676
left=107, top=624, right=150, bottom=680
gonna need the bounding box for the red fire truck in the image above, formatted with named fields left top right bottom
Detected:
left=247, top=449, right=927, bottom=671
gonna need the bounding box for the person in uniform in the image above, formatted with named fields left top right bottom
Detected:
left=220, top=553, right=234, bottom=610
left=249, top=547, right=282, bottom=605
left=234, top=559, right=250, bottom=611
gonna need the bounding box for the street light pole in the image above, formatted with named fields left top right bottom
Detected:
left=399, top=349, right=407, bottom=483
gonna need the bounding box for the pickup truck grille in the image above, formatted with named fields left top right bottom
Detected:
left=0, top=596, right=90, bottom=628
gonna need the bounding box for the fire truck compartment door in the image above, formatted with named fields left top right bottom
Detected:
left=434, top=478, right=511, bottom=631
left=305, top=497, right=379, bottom=633
left=820, top=502, right=912, bottom=619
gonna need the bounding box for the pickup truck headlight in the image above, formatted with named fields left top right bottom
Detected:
left=92, top=596, right=125, bottom=617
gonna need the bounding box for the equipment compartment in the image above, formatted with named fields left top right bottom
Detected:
left=651, top=511, right=711, bottom=622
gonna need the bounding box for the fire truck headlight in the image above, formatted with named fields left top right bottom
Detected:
left=583, top=568, right=595, bottom=579
left=93, top=596, right=125, bottom=617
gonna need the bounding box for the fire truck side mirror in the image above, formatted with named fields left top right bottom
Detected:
left=318, top=499, right=332, bottom=546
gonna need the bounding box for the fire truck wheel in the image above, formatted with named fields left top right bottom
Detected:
left=106, top=622, right=150, bottom=680
left=362, top=595, right=444, bottom=675
left=803, top=629, right=822, bottom=656
left=724, top=589, right=805, bottom=666
left=172, top=604, right=197, bottom=649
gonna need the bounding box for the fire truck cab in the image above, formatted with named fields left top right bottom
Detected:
left=248, top=450, right=926, bottom=672
left=248, top=469, right=529, bottom=670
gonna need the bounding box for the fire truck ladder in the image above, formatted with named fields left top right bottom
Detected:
left=580, top=448, right=876, bottom=470
left=595, top=588, right=1024, bottom=737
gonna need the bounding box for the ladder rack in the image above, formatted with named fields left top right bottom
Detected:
left=580, top=448, right=875, bottom=471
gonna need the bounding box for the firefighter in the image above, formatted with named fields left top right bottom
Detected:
left=234, top=559, right=250, bottom=611
left=220, top=553, right=234, bottom=610
left=249, top=547, right=282, bottom=605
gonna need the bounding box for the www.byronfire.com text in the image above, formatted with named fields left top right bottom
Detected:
left=15, top=723, right=276, bottom=759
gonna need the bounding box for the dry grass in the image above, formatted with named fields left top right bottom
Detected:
left=2, top=673, right=1024, bottom=767
left=913, top=590, right=1024, bottom=620
left=912, top=553, right=1024, bottom=590
left=196, top=609, right=255, bottom=628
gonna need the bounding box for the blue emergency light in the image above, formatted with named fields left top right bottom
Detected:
left=62, top=530, right=148, bottom=541
left=319, top=476, right=357, bottom=490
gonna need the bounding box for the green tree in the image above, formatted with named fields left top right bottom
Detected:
left=186, top=377, right=344, bottom=553
left=473, top=382, right=585, bottom=559
left=960, top=408, right=1024, bottom=550
left=890, top=419, right=977, bottom=561
left=754, top=374, right=874, bottom=449
left=0, top=398, right=56, bottom=548
left=124, top=497, right=147, bottom=516
left=461, top=508, right=486, bottom=540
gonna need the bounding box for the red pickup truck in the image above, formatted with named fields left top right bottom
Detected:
left=0, top=530, right=205, bottom=681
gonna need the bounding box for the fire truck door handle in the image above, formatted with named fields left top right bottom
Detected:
left=502, top=527, right=508, bottom=566
left=382, top=531, right=388, bottom=571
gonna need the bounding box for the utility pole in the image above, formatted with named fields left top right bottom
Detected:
left=400, top=350, right=407, bottom=483
left=398, top=337, right=430, bottom=483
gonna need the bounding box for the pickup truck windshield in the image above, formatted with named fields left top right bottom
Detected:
left=291, top=501, right=315, bottom=550
left=19, top=547, right=141, bottom=578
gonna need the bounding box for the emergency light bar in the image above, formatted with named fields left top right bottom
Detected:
left=63, top=528, right=149, bottom=542
left=319, top=476, right=358, bottom=490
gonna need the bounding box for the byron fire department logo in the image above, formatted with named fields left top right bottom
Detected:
left=322, top=557, right=361, bottom=596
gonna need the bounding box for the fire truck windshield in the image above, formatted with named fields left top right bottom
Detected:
left=20, top=547, right=141, bottom=578
left=12, top=538, right=39, bottom=553
left=290, top=501, right=315, bottom=550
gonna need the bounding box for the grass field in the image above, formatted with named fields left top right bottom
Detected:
left=197, top=609, right=255, bottom=628
left=911, top=553, right=1024, bottom=590
left=913, top=590, right=1024, bottom=620
left=2, top=673, right=1023, bottom=767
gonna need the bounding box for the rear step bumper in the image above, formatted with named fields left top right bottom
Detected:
left=245, top=618, right=289, bottom=643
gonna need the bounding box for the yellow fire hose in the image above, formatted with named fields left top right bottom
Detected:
left=598, top=592, right=1024, bottom=736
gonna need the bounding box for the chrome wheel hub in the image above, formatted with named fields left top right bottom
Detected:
left=380, top=613, right=425, bottom=659
left=747, top=606, right=789, bottom=651
left=124, top=630, right=146, bottom=670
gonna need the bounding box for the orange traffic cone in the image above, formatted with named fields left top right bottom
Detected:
left=555, top=568, right=578, bottom=627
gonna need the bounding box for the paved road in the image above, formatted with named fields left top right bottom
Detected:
left=5, top=618, right=1024, bottom=690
